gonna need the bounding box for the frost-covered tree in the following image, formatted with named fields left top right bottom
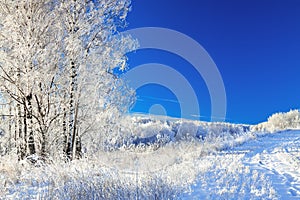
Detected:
left=58, top=0, right=136, bottom=160
left=0, top=0, right=136, bottom=161
left=0, top=0, right=63, bottom=160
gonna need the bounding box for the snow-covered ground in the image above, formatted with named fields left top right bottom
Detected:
left=182, top=129, right=300, bottom=199
left=1, top=111, right=300, bottom=199
left=127, top=114, right=300, bottom=199
left=236, top=130, right=300, bottom=198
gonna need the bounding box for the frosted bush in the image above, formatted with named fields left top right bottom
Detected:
left=1, top=156, right=187, bottom=199
left=175, top=122, right=198, bottom=140
left=252, top=110, right=300, bottom=133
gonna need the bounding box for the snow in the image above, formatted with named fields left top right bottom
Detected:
left=181, top=129, right=300, bottom=199
left=242, top=130, right=300, bottom=198
left=1, top=113, right=300, bottom=199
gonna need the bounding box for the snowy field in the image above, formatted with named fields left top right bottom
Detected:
left=1, top=111, right=300, bottom=199
left=183, top=130, right=300, bottom=199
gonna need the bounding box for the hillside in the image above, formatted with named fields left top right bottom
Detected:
left=1, top=111, right=300, bottom=199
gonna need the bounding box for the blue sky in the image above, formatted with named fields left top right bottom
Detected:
left=123, top=0, right=300, bottom=124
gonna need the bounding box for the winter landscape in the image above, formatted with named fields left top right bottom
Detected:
left=0, top=110, right=300, bottom=199
left=0, top=0, right=300, bottom=199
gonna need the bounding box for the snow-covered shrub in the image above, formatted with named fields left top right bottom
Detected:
left=2, top=157, right=186, bottom=199
left=175, top=122, right=198, bottom=140
left=252, top=110, right=300, bottom=133
left=114, top=115, right=251, bottom=154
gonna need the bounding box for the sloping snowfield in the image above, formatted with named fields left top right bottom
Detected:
left=182, top=130, right=300, bottom=199
left=128, top=114, right=300, bottom=199
left=1, top=112, right=300, bottom=199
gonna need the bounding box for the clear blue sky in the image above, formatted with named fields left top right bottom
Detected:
left=123, top=0, right=300, bottom=124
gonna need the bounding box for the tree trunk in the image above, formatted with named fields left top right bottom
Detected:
left=8, top=101, right=12, bottom=153
left=14, top=107, right=18, bottom=154
left=65, top=0, right=81, bottom=161
left=75, top=134, right=82, bottom=159
left=66, top=58, right=78, bottom=160
left=27, top=93, right=36, bottom=156
left=62, top=92, right=68, bottom=157
left=23, top=99, right=28, bottom=156
left=41, top=129, right=47, bottom=159
left=17, top=103, right=25, bottom=160
left=71, top=101, right=80, bottom=159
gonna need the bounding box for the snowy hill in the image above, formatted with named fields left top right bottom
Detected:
left=125, top=113, right=300, bottom=199
left=1, top=111, right=300, bottom=199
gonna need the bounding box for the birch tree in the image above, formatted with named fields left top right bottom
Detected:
left=0, top=0, right=136, bottom=161
left=0, top=0, right=62, bottom=160
left=58, top=0, right=136, bottom=160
